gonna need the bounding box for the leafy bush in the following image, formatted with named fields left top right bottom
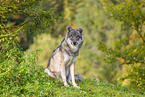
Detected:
left=0, top=50, right=45, bottom=96
left=0, top=0, right=56, bottom=53
left=0, top=1, right=58, bottom=95
left=98, top=0, right=145, bottom=89
left=118, top=63, right=145, bottom=89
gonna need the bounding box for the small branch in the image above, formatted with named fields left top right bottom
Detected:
left=0, top=34, right=15, bottom=39
left=4, top=17, right=36, bottom=29
left=2, top=23, right=8, bottom=33
left=136, top=27, right=145, bottom=43
left=0, top=26, right=23, bottom=39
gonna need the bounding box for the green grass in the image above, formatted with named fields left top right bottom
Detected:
left=38, top=78, right=144, bottom=97
left=2, top=73, right=144, bottom=97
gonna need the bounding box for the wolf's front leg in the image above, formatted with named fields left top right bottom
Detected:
left=66, top=68, right=72, bottom=83
left=60, top=61, right=69, bottom=87
left=70, top=63, right=80, bottom=88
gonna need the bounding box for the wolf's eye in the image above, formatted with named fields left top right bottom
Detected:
left=76, top=36, right=79, bottom=38
left=70, top=35, right=73, bottom=38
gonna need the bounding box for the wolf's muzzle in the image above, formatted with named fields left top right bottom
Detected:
left=73, top=42, right=77, bottom=45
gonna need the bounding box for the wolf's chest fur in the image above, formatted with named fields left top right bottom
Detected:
left=62, top=51, right=78, bottom=68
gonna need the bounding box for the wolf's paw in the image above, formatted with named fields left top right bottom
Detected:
left=74, top=85, right=80, bottom=88
left=68, top=80, right=72, bottom=84
left=64, top=82, right=69, bottom=87
left=64, top=84, right=69, bottom=87
left=73, top=84, right=80, bottom=88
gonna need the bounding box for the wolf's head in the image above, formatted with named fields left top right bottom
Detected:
left=65, top=26, right=84, bottom=46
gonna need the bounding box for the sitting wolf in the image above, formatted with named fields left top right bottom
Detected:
left=45, top=26, right=84, bottom=88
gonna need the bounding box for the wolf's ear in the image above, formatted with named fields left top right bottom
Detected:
left=78, top=28, right=83, bottom=35
left=67, top=26, right=72, bottom=32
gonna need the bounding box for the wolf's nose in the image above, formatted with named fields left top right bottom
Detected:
left=73, top=42, right=76, bottom=45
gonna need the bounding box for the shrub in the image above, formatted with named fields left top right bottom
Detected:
left=98, top=0, right=145, bottom=89
left=0, top=49, right=56, bottom=96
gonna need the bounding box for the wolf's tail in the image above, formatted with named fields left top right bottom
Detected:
left=74, top=74, right=83, bottom=82
left=44, top=68, right=56, bottom=78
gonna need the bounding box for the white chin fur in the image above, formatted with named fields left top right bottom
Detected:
left=67, top=38, right=78, bottom=52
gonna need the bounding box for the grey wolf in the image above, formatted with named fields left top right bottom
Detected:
left=44, top=26, right=84, bottom=88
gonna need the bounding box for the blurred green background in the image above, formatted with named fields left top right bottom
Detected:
left=1, top=0, right=145, bottom=90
